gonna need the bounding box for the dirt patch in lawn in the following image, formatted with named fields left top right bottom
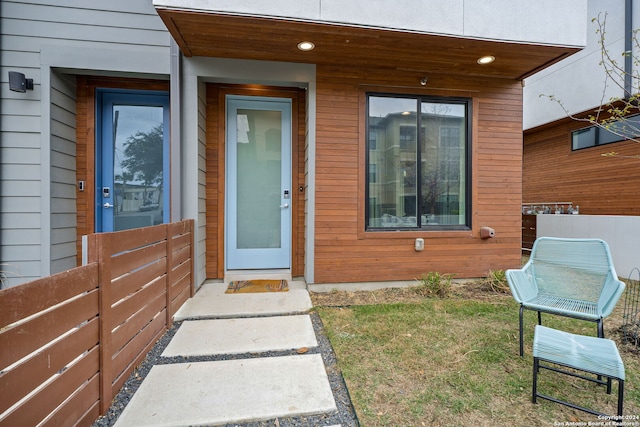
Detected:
left=310, top=279, right=509, bottom=307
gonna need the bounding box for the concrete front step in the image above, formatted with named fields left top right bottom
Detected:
left=161, top=315, right=318, bottom=357
left=112, top=354, right=337, bottom=427
left=174, top=281, right=312, bottom=320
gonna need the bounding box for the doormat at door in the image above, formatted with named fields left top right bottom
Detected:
left=225, top=279, right=289, bottom=294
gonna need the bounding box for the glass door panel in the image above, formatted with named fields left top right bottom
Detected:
left=236, top=109, right=283, bottom=249
left=98, top=91, right=169, bottom=232
left=226, top=97, right=291, bottom=269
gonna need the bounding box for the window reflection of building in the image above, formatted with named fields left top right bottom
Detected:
left=367, top=95, right=468, bottom=229
left=114, top=183, right=162, bottom=212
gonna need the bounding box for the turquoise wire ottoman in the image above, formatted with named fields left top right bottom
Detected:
left=532, top=325, right=625, bottom=417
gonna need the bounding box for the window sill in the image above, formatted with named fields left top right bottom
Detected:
left=363, top=228, right=472, bottom=239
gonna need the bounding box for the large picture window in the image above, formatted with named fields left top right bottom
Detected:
left=366, top=94, right=471, bottom=230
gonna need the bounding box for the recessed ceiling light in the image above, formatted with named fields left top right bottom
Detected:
left=477, top=55, right=495, bottom=65
left=297, top=41, right=315, bottom=51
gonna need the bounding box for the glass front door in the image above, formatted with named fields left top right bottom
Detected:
left=226, top=96, right=292, bottom=269
left=97, top=90, right=169, bottom=232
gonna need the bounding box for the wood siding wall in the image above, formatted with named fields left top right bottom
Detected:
left=312, top=65, right=524, bottom=283
left=524, top=118, right=640, bottom=215
left=205, top=84, right=307, bottom=279
left=205, top=85, right=220, bottom=278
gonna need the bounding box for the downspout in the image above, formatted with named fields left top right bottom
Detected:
left=624, top=0, right=633, bottom=98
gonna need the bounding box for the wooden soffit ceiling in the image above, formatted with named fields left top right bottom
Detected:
left=156, top=8, right=581, bottom=80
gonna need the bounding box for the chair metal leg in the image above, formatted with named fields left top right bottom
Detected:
left=598, top=319, right=605, bottom=382
left=538, top=311, right=542, bottom=325
left=533, top=357, right=624, bottom=418
left=532, top=357, right=539, bottom=403
left=597, top=319, right=604, bottom=338
left=519, top=305, right=525, bottom=357
left=618, top=380, right=624, bottom=416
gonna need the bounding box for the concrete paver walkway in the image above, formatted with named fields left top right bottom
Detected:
left=174, top=280, right=312, bottom=320
left=111, top=279, right=343, bottom=427
left=162, top=315, right=318, bottom=357
left=113, top=355, right=336, bottom=426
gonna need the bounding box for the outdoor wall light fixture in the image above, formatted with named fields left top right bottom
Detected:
left=477, top=55, right=495, bottom=65
left=297, top=41, right=315, bottom=51
left=9, top=71, right=34, bottom=92
left=420, top=77, right=428, bottom=86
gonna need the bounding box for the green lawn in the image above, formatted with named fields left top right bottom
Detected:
left=316, top=294, right=639, bottom=427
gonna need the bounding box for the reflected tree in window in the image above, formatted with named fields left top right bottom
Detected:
left=421, top=102, right=465, bottom=224
left=120, top=123, right=164, bottom=203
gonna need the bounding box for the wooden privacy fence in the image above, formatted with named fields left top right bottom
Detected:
left=522, top=214, right=536, bottom=252
left=0, top=220, right=194, bottom=427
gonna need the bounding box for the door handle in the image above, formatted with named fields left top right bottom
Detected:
left=280, top=203, right=289, bottom=209
left=103, top=202, right=114, bottom=208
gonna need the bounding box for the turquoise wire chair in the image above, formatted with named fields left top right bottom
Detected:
left=507, top=237, right=626, bottom=356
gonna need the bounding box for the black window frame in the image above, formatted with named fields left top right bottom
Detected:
left=365, top=92, right=472, bottom=231
left=571, top=114, right=640, bottom=151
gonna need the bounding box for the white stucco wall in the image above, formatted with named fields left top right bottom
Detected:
left=154, top=0, right=586, bottom=47
left=536, top=214, right=640, bottom=279
left=524, top=0, right=636, bottom=129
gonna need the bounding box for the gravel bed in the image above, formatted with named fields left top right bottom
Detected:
left=92, top=312, right=359, bottom=427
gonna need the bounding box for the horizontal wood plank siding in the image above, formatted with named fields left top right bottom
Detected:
left=524, top=119, right=640, bottom=215
left=294, top=90, right=307, bottom=276
left=205, top=85, right=220, bottom=279
left=313, top=66, right=523, bottom=283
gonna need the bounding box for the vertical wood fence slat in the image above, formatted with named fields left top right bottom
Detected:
left=189, top=220, right=195, bottom=298
left=98, top=232, right=113, bottom=415
left=521, top=214, right=537, bottom=251
left=166, top=223, right=174, bottom=328
left=86, top=233, right=98, bottom=264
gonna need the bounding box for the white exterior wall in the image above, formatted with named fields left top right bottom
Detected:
left=536, top=214, right=640, bottom=279
left=524, top=0, right=637, bottom=129
left=0, top=0, right=170, bottom=287
left=155, top=0, right=586, bottom=48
